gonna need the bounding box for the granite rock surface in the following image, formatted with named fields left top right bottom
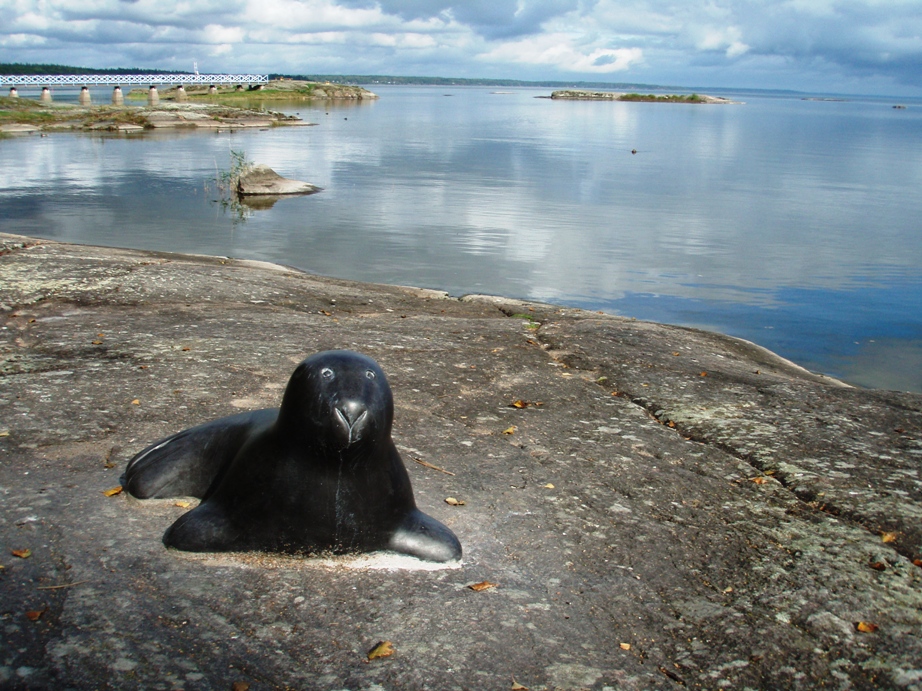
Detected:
left=1, top=233, right=920, bottom=690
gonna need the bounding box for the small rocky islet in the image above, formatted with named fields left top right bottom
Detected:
left=548, top=89, right=739, bottom=103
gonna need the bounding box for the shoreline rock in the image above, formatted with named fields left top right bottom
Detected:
left=152, top=79, right=378, bottom=102
left=1, top=232, right=919, bottom=690
left=0, top=96, right=309, bottom=132
left=236, top=164, right=322, bottom=196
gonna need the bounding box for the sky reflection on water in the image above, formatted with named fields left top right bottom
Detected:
left=1, top=87, right=921, bottom=392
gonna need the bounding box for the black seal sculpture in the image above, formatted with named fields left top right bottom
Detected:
left=122, top=350, right=461, bottom=563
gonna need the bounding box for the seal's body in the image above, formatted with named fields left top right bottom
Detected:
left=123, top=350, right=461, bottom=563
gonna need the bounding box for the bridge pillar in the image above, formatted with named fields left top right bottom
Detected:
left=208, top=85, right=218, bottom=95
left=79, top=86, right=91, bottom=105
left=148, top=86, right=159, bottom=105
left=40, top=87, right=52, bottom=103
left=176, top=85, right=188, bottom=102
left=9, top=87, right=18, bottom=98
left=112, top=86, right=124, bottom=105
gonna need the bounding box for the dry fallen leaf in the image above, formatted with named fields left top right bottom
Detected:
left=700, top=371, right=708, bottom=377
left=231, top=682, right=250, bottom=691
left=102, top=486, right=123, bottom=497
left=510, top=400, right=543, bottom=409
left=619, top=642, right=632, bottom=650
left=444, top=497, right=466, bottom=506
left=881, top=532, right=898, bottom=543
left=544, top=483, right=555, bottom=489
left=0, top=430, right=10, bottom=437
left=913, top=559, right=922, bottom=568
left=174, top=500, right=192, bottom=508
left=502, top=426, right=517, bottom=435
left=750, top=476, right=770, bottom=485
left=869, top=561, right=887, bottom=571
left=367, top=640, right=395, bottom=660
left=11, top=548, right=32, bottom=559
left=130, top=399, right=140, bottom=406
left=511, top=679, right=529, bottom=690
left=855, top=621, right=879, bottom=633
left=468, top=581, right=498, bottom=592
left=23, top=605, right=46, bottom=621
left=25, top=607, right=47, bottom=622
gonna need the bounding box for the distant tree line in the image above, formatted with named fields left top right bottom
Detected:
left=0, top=63, right=189, bottom=75
left=1, top=63, right=665, bottom=91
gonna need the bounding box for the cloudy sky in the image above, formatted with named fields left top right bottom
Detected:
left=3, top=0, right=921, bottom=96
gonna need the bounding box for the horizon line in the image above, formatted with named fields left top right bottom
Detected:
left=0, top=62, right=915, bottom=100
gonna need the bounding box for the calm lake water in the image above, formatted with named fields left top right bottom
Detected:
left=2, top=86, right=921, bottom=392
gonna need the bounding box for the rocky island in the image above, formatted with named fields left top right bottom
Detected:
left=143, top=78, right=378, bottom=103
left=0, top=78, right=377, bottom=134
left=0, top=96, right=307, bottom=133
left=550, top=89, right=739, bottom=103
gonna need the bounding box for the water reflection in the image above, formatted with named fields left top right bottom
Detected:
left=1, top=87, right=921, bottom=391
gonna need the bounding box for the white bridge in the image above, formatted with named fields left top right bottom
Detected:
left=1, top=74, right=269, bottom=86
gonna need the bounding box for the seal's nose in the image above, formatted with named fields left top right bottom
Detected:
left=335, top=401, right=369, bottom=445
left=336, top=401, right=367, bottom=428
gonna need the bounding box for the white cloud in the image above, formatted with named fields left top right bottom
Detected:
left=202, top=24, right=245, bottom=44
left=240, top=0, right=389, bottom=32
left=481, top=33, right=643, bottom=72
left=0, top=32, right=48, bottom=48
left=692, top=25, right=750, bottom=58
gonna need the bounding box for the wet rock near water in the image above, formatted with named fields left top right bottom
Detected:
left=236, top=164, right=322, bottom=196
left=1, top=233, right=920, bottom=690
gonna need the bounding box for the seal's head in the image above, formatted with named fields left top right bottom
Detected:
left=278, top=350, right=393, bottom=453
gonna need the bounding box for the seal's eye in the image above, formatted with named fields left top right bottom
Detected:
left=365, top=370, right=376, bottom=380
left=321, top=367, right=335, bottom=380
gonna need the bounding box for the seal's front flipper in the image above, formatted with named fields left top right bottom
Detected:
left=122, top=409, right=277, bottom=499
left=389, top=509, right=462, bottom=563
left=163, top=503, right=241, bottom=552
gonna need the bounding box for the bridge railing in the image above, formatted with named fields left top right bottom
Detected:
left=1, top=74, right=270, bottom=86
